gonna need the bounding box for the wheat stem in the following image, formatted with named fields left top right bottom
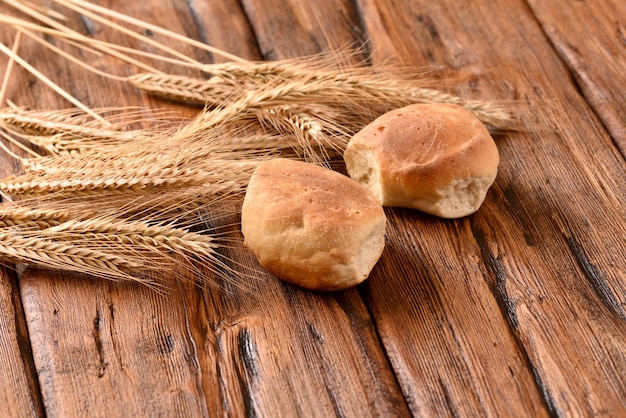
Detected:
left=1, top=1, right=163, bottom=74
left=57, top=0, right=246, bottom=63
left=54, top=0, right=204, bottom=67
left=0, top=42, right=109, bottom=123
left=18, top=27, right=128, bottom=82
left=0, top=30, right=20, bottom=106
left=0, top=129, right=41, bottom=158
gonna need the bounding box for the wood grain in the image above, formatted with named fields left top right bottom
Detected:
left=0, top=0, right=624, bottom=416
left=20, top=270, right=212, bottom=417
left=181, top=0, right=262, bottom=62
left=241, top=0, right=368, bottom=60
left=356, top=0, right=626, bottom=416
left=526, top=0, right=626, bottom=156
left=179, top=268, right=410, bottom=416
left=0, top=267, right=43, bottom=418
left=2, top=1, right=409, bottom=416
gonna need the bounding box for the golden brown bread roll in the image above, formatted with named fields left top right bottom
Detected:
left=241, top=158, right=386, bottom=291
left=343, top=103, right=499, bottom=218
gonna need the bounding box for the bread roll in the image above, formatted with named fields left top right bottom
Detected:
left=344, top=103, right=499, bottom=218
left=241, top=158, right=386, bottom=291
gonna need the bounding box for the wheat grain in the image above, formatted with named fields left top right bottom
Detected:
left=257, top=106, right=348, bottom=163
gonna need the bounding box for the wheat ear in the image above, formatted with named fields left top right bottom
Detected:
left=0, top=231, right=148, bottom=282
left=0, top=167, right=209, bottom=197
left=0, top=107, right=176, bottom=157
left=46, top=217, right=217, bottom=253
left=127, top=73, right=237, bottom=107
left=129, top=71, right=514, bottom=130
left=197, top=57, right=512, bottom=122
left=0, top=158, right=260, bottom=198
left=0, top=206, right=77, bottom=228
left=258, top=106, right=348, bottom=162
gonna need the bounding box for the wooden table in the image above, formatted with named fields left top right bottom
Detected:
left=0, top=0, right=624, bottom=416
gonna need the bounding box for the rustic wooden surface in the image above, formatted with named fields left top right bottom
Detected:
left=0, top=0, right=625, bottom=417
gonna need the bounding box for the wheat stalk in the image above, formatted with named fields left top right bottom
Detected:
left=130, top=70, right=514, bottom=131
left=0, top=1, right=520, bottom=289
left=1, top=157, right=260, bottom=198
left=1, top=2, right=163, bottom=74
left=0, top=41, right=108, bottom=122
left=0, top=231, right=147, bottom=282
left=46, top=217, right=218, bottom=256
left=53, top=0, right=246, bottom=63
left=0, top=200, right=249, bottom=287
left=0, top=107, right=181, bottom=157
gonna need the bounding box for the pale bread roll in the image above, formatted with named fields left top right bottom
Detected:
left=241, top=158, right=386, bottom=291
left=344, top=103, right=499, bottom=218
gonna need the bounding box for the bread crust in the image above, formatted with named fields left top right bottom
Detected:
left=344, top=103, right=499, bottom=218
left=241, top=159, right=386, bottom=291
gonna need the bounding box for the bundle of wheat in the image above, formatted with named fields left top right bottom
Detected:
left=0, top=0, right=518, bottom=288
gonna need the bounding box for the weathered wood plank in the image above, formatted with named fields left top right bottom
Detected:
left=0, top=37, right=44, bottom=414
left=0, top=0, right=624, bottom=416
left=0, top=2, right=227, bottom=416
left=356, top=0, right=626, bottom=416
left=178, top=263, right=410, bottom=416
left=240, top=0, right=562, bottom=416
left=0, top=267, right=43, bottom=418
left=20, top=270, right=212, bottom=417
left=526, top=0, right=626, bottom=156
left=1, top=1, right=409, bottom=416
left=241, top=0, right=368, bottom=59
